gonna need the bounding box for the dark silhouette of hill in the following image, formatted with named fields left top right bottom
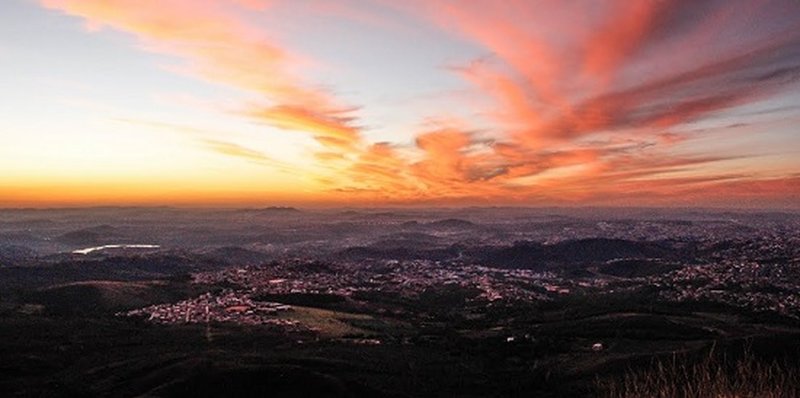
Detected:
left=0, top=253, right=219, bottom=293
left=260, top=206, right=301, bottom=212
left=381, top=232, right=441, bottom=242
left=3, top=218, right=56, bottom=227
left=205, top=246, right=272, bottom=265
left=335, top=246, right=460, bottom=262
left=55, top=225, right=120, bottom=246
left=55, top=229, right=102, bottom=246
left=477, top=238, right=683, bottom=269
left=26, top=280, right=187, bottom=315
left=549, top=238, right=675, bottom=262
left=84, top=224, right=117, bottom=235
left=320, top=222, right=373, bottom=235
left=0, top=245, right=36, bottom=266
left=239, top=206, right=301, bottom=215
left=597, top=259, right=682, bottom=278
left=252, top=231, right=313, bottom=244
left=368, top=212, right=405, bottom=218
left=231, top=206, right=303, bottom=220
left=0, top=232, right=41, bottom=244
left=425, top=218, right=476, bottom=229
left=368, top=233, right=442, bottom=250
left=338, top=238, right=687, bottom=267
left=473, top=241, right=546, bottom=269
left=367, top=239, right=440, bottom=250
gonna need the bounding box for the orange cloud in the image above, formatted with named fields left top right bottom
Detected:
left=202, top=139, right=279, bottom=166
left=246, top=105, right=361, bottom=150
left=32, top=0, right=800, bottom=207
left=409, top=0, right=800, bottom=148
left=42, top=0, right=363, bottom=152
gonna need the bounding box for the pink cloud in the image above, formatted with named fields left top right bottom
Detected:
left=38, top=0, right=800, bottom=207
left=42, top=0, right=363, bottom=151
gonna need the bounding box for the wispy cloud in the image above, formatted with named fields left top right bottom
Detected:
left=202, top=139, right=275, bottom=165
left=42, top=0, right=364, bottom=152
left=36, top=0, right=800, bottom=206
left=325, top=0, right=800, bottom=205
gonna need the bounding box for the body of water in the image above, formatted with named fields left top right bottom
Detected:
left=72, top=244, right=161, bottom=255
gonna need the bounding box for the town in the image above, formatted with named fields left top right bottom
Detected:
left=123, top=236, right=800, bottom=332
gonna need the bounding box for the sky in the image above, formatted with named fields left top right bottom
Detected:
left=1, top=0, right=799, bottom=208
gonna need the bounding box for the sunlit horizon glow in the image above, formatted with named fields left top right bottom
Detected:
left=1, top=0, right=799, bottom=208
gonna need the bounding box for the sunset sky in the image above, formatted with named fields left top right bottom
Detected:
left=1, top=0, right=799, bottom=208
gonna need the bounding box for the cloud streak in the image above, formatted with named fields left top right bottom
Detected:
left=325, top=0, right=800, bottom=205
left=42, top=0, right=364, bottom=153
left=35, top=0, right=800, bottom=207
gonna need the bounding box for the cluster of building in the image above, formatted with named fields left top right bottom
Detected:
left=122, top=291, right=298, bottom=327
left=128, top=228, right=800, bottom=327
left=527, top=219, right=784, bottom=244
left=656, top=260, right=800, bottom=318
left=191, top=259, right=593, bottom=305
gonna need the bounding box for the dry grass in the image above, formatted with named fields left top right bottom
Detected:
left=596, top=346, right=800, bottom=398
left=276, top=306, right=373, bottom=338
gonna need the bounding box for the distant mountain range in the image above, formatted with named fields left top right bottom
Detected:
left=478, top=238, right=683, bottom=269
left=333, top=237, right=695, bottom=271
